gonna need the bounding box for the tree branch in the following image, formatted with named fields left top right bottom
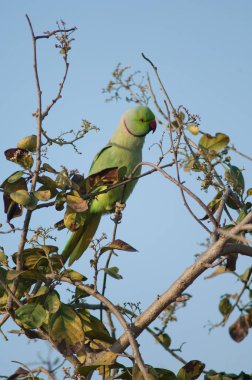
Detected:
left=48, top=275, right=149, bottom=379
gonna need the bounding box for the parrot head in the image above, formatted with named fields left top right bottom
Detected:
left=123, top=106, right=156, bottom=137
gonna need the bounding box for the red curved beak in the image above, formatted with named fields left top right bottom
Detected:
left=149, top=119, right=157, bottom=133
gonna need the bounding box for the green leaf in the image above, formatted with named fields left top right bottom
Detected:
left=7, top=270, right=46, bottom=281
left=34, top=187, right=52, bottom=201
left=75, top=284, right=94, bottom=299
left=15, top=303, right=47, bottom=329
left=44, top=291, right=61, bottom=313
left=30, top=285, right=50, bottom=298
left=10, top=189, right=31, bottom=206
left=156, top=333, right=171, bottom=349
left=199, top=133, right=229, bottom=151
left=61, top=269, right=87, bottom=281
left=201, top=191, right=223, bottom=220
left=103, top=266, right=123, bottom=280
left=37, top=175, right=57, bottom=192
left=183, top=156, right=202, bottom=173
left=17, top=134, right=37, bottom=152
left=66, top=194, right=88, bottom=213
left=101, top=239, right=138, bottom=254
left=240, top=268, right=252, bottom=282
left=40, top=245, right=59, bottom=255
left=1, top=177, right=27, bottom=221
left=6, top=171, right=25, bottom=183
left=85, top=352, right=118, bottom=367
left=12, top=248, right=48, bottom=271
left=1, top=176, right=27, bottom=193
left=77, top=309, right=114, bottom=346
left=132, top=364, right=160, bottom=380
left=177, top=360, right=205, bottom=380
left=225, top=166, right=245, bottom=195
left=71, top=173, right=86, bottom=195
left=3, top=196, right=23, bottom=222
left=12, top=246, right=61, bottom=274
left=42, top=163, right=57, bottom=174
left=49, top=304, right=84, bottom=355
left=55, top=192, right=66, bottom=211
left=226, top=192, right=243, bottom=210
left=55, top=170, right=72, bottom=190
left=5, top=148, right=34, bottom=169
left=236, top=206, right=249, bottom=224
left=10, top=190, right=38, bottom=210
left=0, top=251, right=8, bottom=265
left=186, top=124, right=199, bottom=135
left=205, top=370, right=252, bottom=380
left=246, top=188, right=252, bottom=197
left=219, top=298, right=232, bottom=316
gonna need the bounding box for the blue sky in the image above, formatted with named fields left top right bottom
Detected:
left=1, top=1, right=252, bottom=378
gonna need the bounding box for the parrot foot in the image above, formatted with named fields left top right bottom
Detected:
left=115, top=201, right=126, bottom=212
left=111, top=202, right=126, bottom=224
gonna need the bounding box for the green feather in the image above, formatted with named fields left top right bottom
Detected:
left=61, top=106, right=156, bottom=265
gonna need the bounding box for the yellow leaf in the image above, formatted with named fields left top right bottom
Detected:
left=186, top=124, right=199, bottom=135
left=205, top=266, right=230, bottom=279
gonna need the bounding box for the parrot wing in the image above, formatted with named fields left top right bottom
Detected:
left=89, top=144, right=112, bottom=174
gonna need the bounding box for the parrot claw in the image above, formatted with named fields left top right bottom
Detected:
left=111, top=202, right=126, bottom=224
left=115, top=201, right=126, bottom=212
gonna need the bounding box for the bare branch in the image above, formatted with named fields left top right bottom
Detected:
left=35, top=27, right=77, bottom=40
left=229, top=145, right=252, bottom=162
left=111, top=236, right=227, bottom=353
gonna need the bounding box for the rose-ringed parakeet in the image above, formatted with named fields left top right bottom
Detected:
left=62, top=106, right=156, bottom=265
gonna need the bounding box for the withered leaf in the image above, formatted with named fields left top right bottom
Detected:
left=5, top=148, right=34, bottom=169
left=49, top=304, right=84, bottom=356
left=101, top=239, right=138, bottom=254
left=205, top=266, right=230, bottom=279
left=6, top=367, right=29, bottom=380
left=88, top=167, right=121, bottom=190
left=177, top=360, right=205, bottom=380
left=66, top=194, right=88, bottom=213
left=229, top=315, right=250, bottom=342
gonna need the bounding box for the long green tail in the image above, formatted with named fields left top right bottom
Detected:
left=61, top=213, right=101, bottom=266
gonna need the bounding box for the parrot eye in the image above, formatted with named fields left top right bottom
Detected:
left=139, top=118, right=145, bottom=122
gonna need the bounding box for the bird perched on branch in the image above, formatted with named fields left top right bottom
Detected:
left=62, top=106, right=156, bottom=265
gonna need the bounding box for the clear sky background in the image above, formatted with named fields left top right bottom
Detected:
left=1, top=1, right=252, bottom=378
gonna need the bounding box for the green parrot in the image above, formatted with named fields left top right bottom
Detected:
left=62, top=106, right=156, bottom=265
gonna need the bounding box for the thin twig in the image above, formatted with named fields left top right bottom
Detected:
left=230, top=145, right=252, bottom=162
left=132, top=162, right=218, bottom=228
left=42, top=58, right=69, bottom=119
left=0, top=275, right=22, bottom=307
left=35, top=27, right=77, bottom=40
left=0, top=313, right=10, bottom=328
left=165, top=100, right=211, bottom=233
left=100, top=201, right=123, bottom=321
